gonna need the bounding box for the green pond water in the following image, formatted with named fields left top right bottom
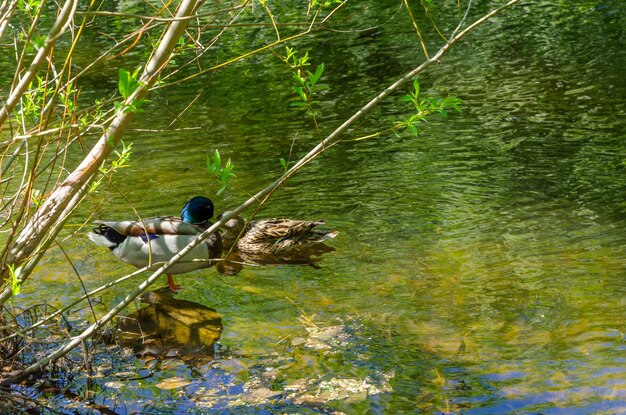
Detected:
left=4, top=0, right=626, bottom=413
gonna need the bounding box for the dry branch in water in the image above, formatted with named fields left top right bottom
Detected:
left=0, top=0, right=523, bottom=385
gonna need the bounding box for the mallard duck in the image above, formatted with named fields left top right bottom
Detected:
left=219, top=212, right=338, bottom=254
left=88, top=196, right=222, bottom=292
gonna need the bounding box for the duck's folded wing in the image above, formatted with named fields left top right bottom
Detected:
left=246, top=219, right=325, bottom=242
left=97, top=217, right=201, bottom=236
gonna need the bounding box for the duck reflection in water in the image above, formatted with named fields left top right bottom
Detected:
left=216, top=213, right=338, bottom=275
left=117, top=288, right=222, bottom=365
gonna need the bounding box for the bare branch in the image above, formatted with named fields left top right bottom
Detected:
left=403, top=0, right=430, bottom=59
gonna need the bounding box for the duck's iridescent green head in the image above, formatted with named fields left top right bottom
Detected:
left=181, top=196, right=215, bottom=224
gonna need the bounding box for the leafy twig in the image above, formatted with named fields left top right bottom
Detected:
left=207, top=149, right=236, bottom=195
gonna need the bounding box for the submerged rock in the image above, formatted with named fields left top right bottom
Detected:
left=292, top=372, right=395, bottom=405
left=302, top=325, right=352, bottom=351
left=204, top=319, right=394, bottom=411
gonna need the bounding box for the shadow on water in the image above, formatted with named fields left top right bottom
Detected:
left=116, top=289, right=222, bottom=365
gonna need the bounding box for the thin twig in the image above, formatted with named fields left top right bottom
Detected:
left=260, top=0, right=280, bottom=41
left=160, top=0, right=251, bottom=84
left=55, top=241, right=98, bottom=324
left=156, top=0, right=345, bottom=90
left=403, top=0, right=430, bottom=59
left=451, top=0, right=473, bottom=39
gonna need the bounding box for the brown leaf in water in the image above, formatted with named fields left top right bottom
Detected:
left=155, top=376, right=192, bottom=390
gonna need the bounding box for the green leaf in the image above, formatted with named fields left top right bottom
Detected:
left=214, top=149, right=221, bottom=168
left=292, top=72, right=307, bottom=85
left=284, top=46, right=295, bottom=61
left=292, top=86, right=307, bottom=101
left=308, top=63, right=325, bottom=87
left=118, top=68, right=130, bottom=98
left=300, top=51, right=310, bottom=66
left=207, top=149, right=236, bottom=195
left=412, top=78, right=420, bottom=98
left=32, top=34, right=46, bottom=48
left=8, top=264, right=23, bottom=297
left=118, top=67, right=143, bottom=99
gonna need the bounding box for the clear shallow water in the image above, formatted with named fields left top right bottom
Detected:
left=7, top=0, right=626, bottom=413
